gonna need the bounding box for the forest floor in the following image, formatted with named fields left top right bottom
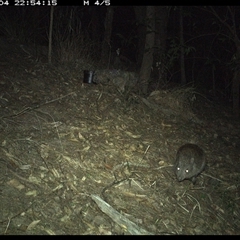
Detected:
left=0, top=40, right=239, bottom=235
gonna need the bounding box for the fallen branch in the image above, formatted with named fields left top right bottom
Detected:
left=90, top=194, right=153, bottom=235
left=2, top=92, right=76, bottom=119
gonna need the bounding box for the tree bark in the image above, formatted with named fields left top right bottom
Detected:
left=154, top=6, right=169, bottom=87
left=139, top=6, right=155, bottom=95
left=208, top=6, right=240, bottom=117
left=48, top=6, right=54, bottom=65
left=134, top=6, right=146, bottom=70
left=101, top=7, right=114, bottom=68
left=232, top=47, right=240, bottom=117
left=179, top=6, right=186, bottom=85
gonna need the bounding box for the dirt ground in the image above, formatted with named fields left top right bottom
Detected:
left=0, top=42, right=239, bottom=235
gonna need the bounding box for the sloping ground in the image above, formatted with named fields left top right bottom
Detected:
left=0, top=45, right=239, bottom=235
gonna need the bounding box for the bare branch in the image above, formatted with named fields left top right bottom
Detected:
left=227, top=6, right=236, bottom=36
left=207, top=6, right=240, bottom=46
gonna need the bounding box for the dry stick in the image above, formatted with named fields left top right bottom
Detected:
left=0, top=203, right=34, bottom=233
left=2, top=92, right=75, bottom=152
left=2, top=92, right=75, bottom=119
left=34, top=109, right=64, bottom=152
left=91, top=194, right=153, bottom=235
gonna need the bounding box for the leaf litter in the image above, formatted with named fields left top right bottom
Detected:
left=0, top=47, right=239, bottom=235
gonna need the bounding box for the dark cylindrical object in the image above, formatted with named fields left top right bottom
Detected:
left=83, top=70, right=96, bottom=84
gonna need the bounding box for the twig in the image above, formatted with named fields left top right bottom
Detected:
left=91, top=194, right=153, bottom=235
left=2, top=92, right=76, bottom=119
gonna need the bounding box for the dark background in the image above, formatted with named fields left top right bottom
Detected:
left=0, top=5, right=239, bottom=105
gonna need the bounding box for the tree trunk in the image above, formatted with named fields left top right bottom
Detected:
left=139, top=6, right=155, bottom=95
left=90, top=7, right=102, bottom=54
left=134, top=6, right=146, bottom=70
left=48, top=6, right=54, bottom=65
left=207, top=6, right=240, bottom=117
left=101, top=7, right=114, bottom=68
left=232, top=70, right=240, bottom=117
left=90, top=7, right=101, bottom=42
left=153, top=6, right=169, bottom=87
left=179, top=6, right=186, bottom=85
left=232, top=47, right=240, bottom=117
